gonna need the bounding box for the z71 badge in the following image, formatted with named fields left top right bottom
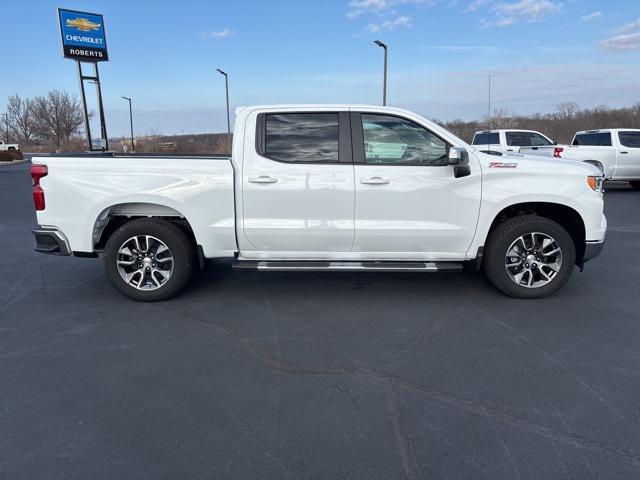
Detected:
left=489, top=161, right=518, bottom=168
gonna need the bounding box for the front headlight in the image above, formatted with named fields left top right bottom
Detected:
left=587, top=175, right=604, bottom=192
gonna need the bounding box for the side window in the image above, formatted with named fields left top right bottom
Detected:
left=573, top=133, right=612, bottom=146
left=361, top=114, right=449, bottom=166
left=472, top=133, right=499, bottom=145
left=506, top=132, right=527, bottom=146
left=264, top=113, right=339, bottom=163
left=529, top=133, right=552, bottom=146
left=618, top=131, right=640, bottom=148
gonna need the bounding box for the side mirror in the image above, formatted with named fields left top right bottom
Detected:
left=553, top=139, right=558, bottom=145
left=448, top=147, right=471, bottom=178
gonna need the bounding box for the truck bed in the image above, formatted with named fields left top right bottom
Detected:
left=32, top=154, right=237, bottom=258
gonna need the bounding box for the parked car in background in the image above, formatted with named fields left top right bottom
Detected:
left=0, top=140, right=20, bottom=152
left=0, top=140, right=23, bottom=161
left=30, top=105, right=606, bottom=301
left=520, top=129, right=640, bottom=188
left=559, top=130, right=640, bottom=188
left=471, top=129, right=562, bottom=157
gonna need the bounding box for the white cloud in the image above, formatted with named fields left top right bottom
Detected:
left=600, top=32, right=640, bottom=52
left=200, top=28, right=234, bottom=39
left=362, top=15, right=413, bottom=33
left=580, top=11, right=601, bottom=23
left=493, top=0, right=561, bottom=26
left=467, top=0, right=561, bottom=27
left=347, top=0, right=436, bottom=18
left=613, top=18, right=640, bottom=34
left=465, top=0, right=490, bottom=12
left=601, top=19, right=640, bottom=52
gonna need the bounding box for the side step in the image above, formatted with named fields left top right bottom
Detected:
left=233, top=260, right=463, bottom=273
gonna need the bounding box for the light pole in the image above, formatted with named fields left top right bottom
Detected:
left=216, top=68, right=231, bottom=155
left=1, top=113, right=8, bottom=143
left=121, top=96, right=135, bottom=152
left=374, top=40, right=388, bottom=106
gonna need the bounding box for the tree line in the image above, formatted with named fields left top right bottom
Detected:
left=4, top=91, right=640, bottom=152
left=4, top=91, right=85, bottom=150
left=438, top=102, right=640, bottom=144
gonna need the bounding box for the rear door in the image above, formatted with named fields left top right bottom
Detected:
left=241, top=109, right=355, bottom=257
left=617, top=131, right=640, bottom=178
left=351, top=111, right=482, bottom=260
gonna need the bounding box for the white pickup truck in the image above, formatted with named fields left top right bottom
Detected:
left=31, top=105, right=606, bottom=301
left=557, top=129, right=640, bottom=187
left=0, top=140, right=20, bottom=152
left=471, top=129, right=562, bottom=157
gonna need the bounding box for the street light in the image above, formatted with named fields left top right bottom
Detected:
left=121, top=96, right=135, bottom=152
left=1, top=113, right=8, bottom=143
left=374, top=40, right=388, bottom=106
left=216, top=68, right=231, bottom=155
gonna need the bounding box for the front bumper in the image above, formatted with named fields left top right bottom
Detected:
left=583, top=238, right=605, bottom=263
left=32, top=228, right=70, bottom=256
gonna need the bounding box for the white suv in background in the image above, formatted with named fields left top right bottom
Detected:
left=472, top=129, right=561, bottom=157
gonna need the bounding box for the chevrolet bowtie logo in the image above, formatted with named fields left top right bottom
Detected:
left=65, top=17, right=101, bottom=32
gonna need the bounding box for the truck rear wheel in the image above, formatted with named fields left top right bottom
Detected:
left=483, top=215, right=576, bottom=298
left=104, top=218, right=194, bottom=301
left=630, top=181, right=640, bottom=190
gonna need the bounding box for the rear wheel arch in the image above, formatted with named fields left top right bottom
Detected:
left=484, top=202, right=586, bottom=266
left=92, top=202, right=199, bottom=253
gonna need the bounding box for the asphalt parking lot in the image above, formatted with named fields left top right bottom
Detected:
left=1, top=160, right=640, bottom=479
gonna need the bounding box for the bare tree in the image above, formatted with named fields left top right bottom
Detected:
left=6, top=94, right=39, bottom=144
left=556, top=101, right=580, bottom=121
left=33, top=90, right=85, bottom=150
left=484, top=107, right=518, bottom=129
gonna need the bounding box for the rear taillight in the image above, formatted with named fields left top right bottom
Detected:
left=31, top=164, right=48, bottom=211
left=553, top=147, right=564, bottom=158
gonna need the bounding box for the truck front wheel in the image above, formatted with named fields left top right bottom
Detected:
left=483, top=215, right=576, bottom=298
left=104, top=218, right=194, bottom=301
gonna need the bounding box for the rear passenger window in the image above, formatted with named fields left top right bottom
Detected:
left=572, top=133, right=612, bottom=146
left=472, top=133, right=499, bottom=145
left=619, top=131, right=640, bottom=148
left=264, top=113, right=339, bottom=163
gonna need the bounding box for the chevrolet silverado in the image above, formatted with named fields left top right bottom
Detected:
left=31, top=105, right=607, bottom=301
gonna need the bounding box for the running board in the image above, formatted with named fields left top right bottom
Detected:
left=233, top=260, right=463, bottom=273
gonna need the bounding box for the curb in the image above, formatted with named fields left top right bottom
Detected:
left=0, top=159, right=29, bottom=166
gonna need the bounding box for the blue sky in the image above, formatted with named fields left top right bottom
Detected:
left=2, top=0, right=640, bottom=136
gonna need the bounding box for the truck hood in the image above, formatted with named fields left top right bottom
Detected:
left=491, top=152, right=601, bottom=175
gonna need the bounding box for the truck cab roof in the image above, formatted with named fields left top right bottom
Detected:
left=575, top=128, right=640, bottom=135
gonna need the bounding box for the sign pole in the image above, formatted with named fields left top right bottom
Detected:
left=77, top=61, right=93, bottom=151
left=93, top=62, right=108, bottom=150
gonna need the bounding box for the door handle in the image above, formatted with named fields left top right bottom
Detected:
left=360, top=176, right=390, bottom=185
left=248, top=175, right=278, bottom=184
left=620, top=151, right=629, bottom=154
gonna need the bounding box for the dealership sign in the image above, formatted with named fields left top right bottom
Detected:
left=58, top=8, right=108, bottom=61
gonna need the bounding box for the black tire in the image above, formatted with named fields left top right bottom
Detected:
left=483, top=215, right=576, bottom=299
left=630, top=181, right=640, bottom=190
left=104, top=218, right=194, bottom=301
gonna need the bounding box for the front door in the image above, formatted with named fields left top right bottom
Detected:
left=351, top=112, right=482, bottom=260
left=241, top=110, right=355, bottom=258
